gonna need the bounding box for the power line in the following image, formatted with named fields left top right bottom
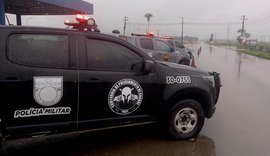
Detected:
left=185, top=22, right=239, bottom=25
left=246, top=15, right=270, bottom=26
left=127, top=21, right=240, bottom=26
left=127, top=14, right=270, bottom=27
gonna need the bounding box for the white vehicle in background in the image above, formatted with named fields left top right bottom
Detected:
left=162, top=38, right=195, bottom=66
left=118, top=33, right=193, bottom=66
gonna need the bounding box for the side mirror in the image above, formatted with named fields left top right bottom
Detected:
left=131, top=62, right=143, bottom=74
left=179, top=45, right=185, bottom=48
left=143, top=60, right=154, bottom=74
left=131, top=60, right=154, bottom=74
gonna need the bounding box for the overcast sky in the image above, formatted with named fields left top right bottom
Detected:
left=6, top=0, right=270, bottom=41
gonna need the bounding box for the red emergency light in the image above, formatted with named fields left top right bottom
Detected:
left=75, top=14, right=89, bottom=23
left=147, top=32, right=154, bottom=37
left=131, top=32, right=155, bottom=37
left=64, top=14, right=97, bottom=31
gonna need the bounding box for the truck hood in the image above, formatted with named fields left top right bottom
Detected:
left=157, top=61, right=210, bottom=76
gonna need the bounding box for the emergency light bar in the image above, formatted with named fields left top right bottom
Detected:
left=76, top=14, right=88, bottom=21
left=131, top=32, right=155, bottom=37
left=64, top=14, right=99, bottom=32
left=147, top=32, right=154, bottom=37
left=161, top=36, right=173, bottom=39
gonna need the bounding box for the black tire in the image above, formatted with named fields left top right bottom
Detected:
left=168, top=99, right=205, bottom=140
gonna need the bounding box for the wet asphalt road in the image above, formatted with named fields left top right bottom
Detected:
left=195, top=43, right=270, bottom=156
left=2, top=43, right=270, bottom=156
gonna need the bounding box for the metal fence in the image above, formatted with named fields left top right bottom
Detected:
left=258, top=46, right=270, bottom=52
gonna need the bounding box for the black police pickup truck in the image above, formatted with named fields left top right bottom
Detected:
left=0, top=21, right=221, bottom=146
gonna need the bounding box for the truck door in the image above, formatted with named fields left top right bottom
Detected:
left=77, top=35, right=159, bottom=129
left=154, top=39, right=177, bottom=63
left=0, top=31, right=78, bottom=135
left=137, top=38, right=156, bottom=58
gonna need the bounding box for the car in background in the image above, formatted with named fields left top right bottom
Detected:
left=163, top=38, right=194, bottom=64
left=118, top=34, right=192, bottom=66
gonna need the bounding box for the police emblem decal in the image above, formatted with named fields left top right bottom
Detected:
left=108, top=79, right=143, bottom=115
left=34, top=76, right=63, bottom=107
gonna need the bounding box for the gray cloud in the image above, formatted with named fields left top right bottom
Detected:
left=6, top=0, right=270, bottom=40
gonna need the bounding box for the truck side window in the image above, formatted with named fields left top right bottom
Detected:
left=156, top=40, right=171, bottom=52
left=126, top=37, right=136, bottom=46
left=8, top=34, right=69, bottom=68
left=86, top=39, right=143, bottom=71
left=167, top=40, right=174, bottom=47
left=119, top=36, right=135, bottom=46
left=175, top=41, right=185, bottom=48
left=139, top=38, right=154, bottom=50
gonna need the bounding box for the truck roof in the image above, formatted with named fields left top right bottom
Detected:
left=0, top=25, right=80, bottom=32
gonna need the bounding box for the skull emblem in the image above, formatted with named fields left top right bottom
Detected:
left=121, top=87, right=134, bottom=103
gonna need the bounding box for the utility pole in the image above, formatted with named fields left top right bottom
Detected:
left=261, top=35, right=266, bottom=51
left=241, top=15, right=247, bottom=33
left=181, top=17, right=184, bottom=44
left=227, top=25, right=230, bottom=45
left=123, top=16, right=128, bottom=35
left=237, top=15, right=248, bottom=44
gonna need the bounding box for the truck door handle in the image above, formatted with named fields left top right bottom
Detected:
left=0, top=77, right=22, bottom=84
left=2, top=77, right=22, bottom=82
left=85, top=78, right=102, bottom=83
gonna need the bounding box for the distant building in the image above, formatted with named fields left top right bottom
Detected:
left=209, top=34, right=214, bottom=42
left=0, top=0, right=93, bottom=25
left=245, top=39, right=257, bottom=50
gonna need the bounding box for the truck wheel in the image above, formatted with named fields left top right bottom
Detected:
left=168, top=99, right=205, bottom=140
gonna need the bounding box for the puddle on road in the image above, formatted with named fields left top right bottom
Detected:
left=74, top=134, right=216, bottom=156
left=192, top=43, right=270, bottom=156
left=2, top=125, right=216, bottom=156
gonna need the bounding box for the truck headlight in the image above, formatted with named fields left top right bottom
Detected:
left=203, top=76, right=215, bottom=87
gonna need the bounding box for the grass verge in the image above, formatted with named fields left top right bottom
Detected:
left=237, top=49, right=270, bottom=60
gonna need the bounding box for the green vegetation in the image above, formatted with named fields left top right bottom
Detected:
left=207, top=40, right=270, bottom=60
left=208, top=40, right=240, bottom=47
left=237, top=49, right=270, bottom=60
